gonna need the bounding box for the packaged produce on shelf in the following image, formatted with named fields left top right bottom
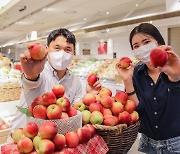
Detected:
left=69, top=57, right=138, bottom=82
left=0, top=55, right=11, bottom=69
left=69, top=58, right=103, bottom=77
left=0, top=67, right=21, bottom=84
left=97, top=59, right=119, bottom=80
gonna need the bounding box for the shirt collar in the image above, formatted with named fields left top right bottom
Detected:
left=45, top=61, right=71, bottom=80
left=137, top=63, right=148, bottom=74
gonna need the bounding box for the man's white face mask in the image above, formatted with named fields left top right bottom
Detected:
left=132, top=42, right=158, bottom=64
left=48, top=51, right=73, bottom=70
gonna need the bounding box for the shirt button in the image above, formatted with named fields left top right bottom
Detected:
left=154, top=112, right=157, bottom=115
left=151, top=83, right=153, bottom=86
left=154, top=97, right=156, bottom=100
left=168, top=88, right=170, bottom=92
left=155, top=125, right=158, bottom=128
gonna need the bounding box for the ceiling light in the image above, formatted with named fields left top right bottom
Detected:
left=136, top=4, right=139, bottom=7
left=106, top=28, right=110, bottom=32
left=150, top=21, right=153, bottom=24
left=15, top=21, right=33, bottom=25
left=84, top=18, right=87, bottom=21
left=64, top=10, right=77, bottom=14
left=106, top=12, right=109, bottom=15
left=0, top=0, right=12, bottom=10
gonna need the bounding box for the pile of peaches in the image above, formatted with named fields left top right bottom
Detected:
left=28, top=84, right=78, bottom=120
left=11, top=121, right=95, bottom=154
left=73, top=74, right=139, bottom=126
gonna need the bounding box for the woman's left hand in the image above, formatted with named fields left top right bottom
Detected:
left=86, top=80, right=102, bottom=95
left=157, top=45, right=180, bottom=82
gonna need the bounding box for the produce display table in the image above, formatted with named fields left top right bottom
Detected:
left=1, top=135, right=109, bottom=154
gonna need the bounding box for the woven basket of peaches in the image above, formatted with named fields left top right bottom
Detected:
left=73, top=74, right=140, bottom=154
left=13, top=84, right=108, bottom=154
left=17, top=84, right=82, bottom=136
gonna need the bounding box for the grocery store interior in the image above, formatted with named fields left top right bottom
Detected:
left=0, top=0, right=180, bottom=153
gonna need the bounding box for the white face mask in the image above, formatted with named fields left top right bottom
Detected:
left=48, top=51, right=73, bottom=70
left=132, top=42, right=158, bottom=64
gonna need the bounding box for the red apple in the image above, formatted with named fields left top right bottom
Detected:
left=102, top=107, right=112, bottom=116
left=42, top=92, right=56, bottom=106
left=82, top=110, right=91, bottom=124
left=114, top=116, right=119, bottom=125
left=38, top=139, right=55, bottom=154
left=14, top=64, right=22, bottom=72
left=65, top=131, right=79, bottom=148
left=150, top=48, right=168, bottom=67
left=52, top=134, right=66, bottom=151
left=74, top=101, right=86, bottom=111
left=39, top=122, right=58, bottom=139
left=23, top=122, right=38, bottom=139
left=124, top=100, right=137, bottom=114
left=100, top=95, right=113, bottom=108
left=103, top=115, right=117, bottom=126
left=90, top=111, right=103, bottom=125
left=83, top=124, right=96, bottom=137
left=33, top=105, right=47, bottom=119
left=115, top=91, right=128, bottom=104
left=118, top=111, right=132, bottom=124
left=29, top=43, right=46, bottom=60
left=87, top=74, right=99, bottom=86
left=99, top=87, right=112, bottom=97
left=29, top=97, right=43, bottom=115
left=130, top=111, right=139, bottom=123
left=118, top=57, right=132, bottom=69
left=67, top=106, right=77, bottom=117
left=47, top=104, right=62, bottom=120
left=77, top=128, right=91, bottom=144
left=89, top=102, right=103, bottom=112
left=56, top=97, right=70, bottom=112
left=82, top=93, right=96, bottom=106
left=52, top=84, right=65, bottom=98
left=17, top=136, right=33, bottom=153
left=11, top=128, right=24, bottom=143
left=60, top=112, right=69, bottom=119
left=111, top=101, right=124, bottom=116
left=95, top=95, right=102, bottom=103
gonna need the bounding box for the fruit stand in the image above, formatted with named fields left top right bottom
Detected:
left=0, top=52, right=140, bottom=154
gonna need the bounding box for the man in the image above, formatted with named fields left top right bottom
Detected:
left=11, top=28, right=101, bottom=129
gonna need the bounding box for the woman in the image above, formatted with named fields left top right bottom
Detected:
left=116, top=23, right=180, bottom=154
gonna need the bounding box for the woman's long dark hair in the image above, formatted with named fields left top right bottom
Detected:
left=129, top=23, right=165, bottom=49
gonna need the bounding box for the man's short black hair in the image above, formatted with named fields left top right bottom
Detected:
left=47, top=28, right=76, bottom=49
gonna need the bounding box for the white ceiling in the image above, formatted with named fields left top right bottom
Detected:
left=0, top=0, right=167, bottom=46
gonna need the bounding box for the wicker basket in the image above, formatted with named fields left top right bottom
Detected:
left=0, top=82, right=21, bottom=102
left=94, top=122, right=140, bottom=154
left=27, top=111, right=82, bottom=135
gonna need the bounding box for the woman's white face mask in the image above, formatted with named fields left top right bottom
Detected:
left=48, top=51, right=73, bottom=70
left=132, top=42, right=158, bottom=64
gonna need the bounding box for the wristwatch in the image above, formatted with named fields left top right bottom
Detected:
left=127, top=90, right=136, bottom=96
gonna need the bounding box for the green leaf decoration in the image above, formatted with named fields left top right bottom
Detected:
left=16, top=106, right=32, bottom=117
